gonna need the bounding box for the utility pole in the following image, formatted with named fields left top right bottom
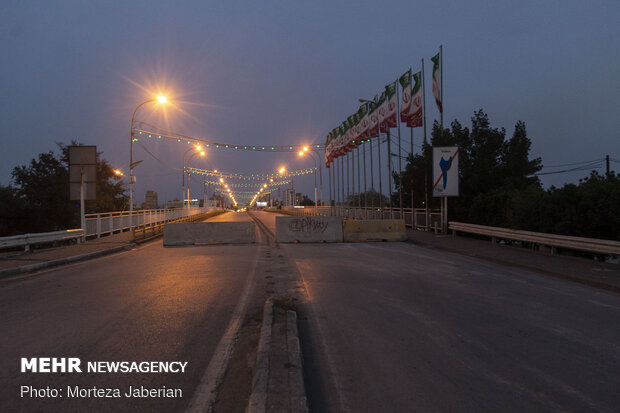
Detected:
left=606, top=154, right=610, bottom=177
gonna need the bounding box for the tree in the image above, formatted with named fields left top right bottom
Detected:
left=299, top=195, right=315, bottom=206
left=0, top=143, right=127, bottom=236
left=500, top=121, right=542, bottom=189
left=394, top=109, right=543, bottom=225
left=346, top=189, right=388, bottom=207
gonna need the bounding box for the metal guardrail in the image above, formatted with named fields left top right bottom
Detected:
left=449, top=222, right=620, bottom=256
left=0, top=229, right=85, bottom=252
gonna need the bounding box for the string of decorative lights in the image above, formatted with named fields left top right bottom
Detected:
left=133, top=121, right=324, bottom=153
left=186, top=166, right=315, bottom=179
left=204, top=180, right=290, bottom=188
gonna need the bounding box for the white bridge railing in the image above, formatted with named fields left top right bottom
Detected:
left=271, top=206, right=442, bottom=230
left=0, top=207, right=221, bottom=251
left=449, top=222, right=620, bottom=256
left=85, top=207, right=219, bottom=238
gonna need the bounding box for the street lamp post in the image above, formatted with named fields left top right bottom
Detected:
left=129, top=96, right=167, bottom=216
left=182, top=146, right=205, bottom=210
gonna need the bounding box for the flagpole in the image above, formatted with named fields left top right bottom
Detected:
left=440, top=44, right=447, bottom=233
left=387, top=126, right=393, bottom=218
left=370, top=133, right=375, bottom=211
left=422, top=58, right=429, bottom=229
left=351, top=148, right=355, bottom=208
left=409, top=69, right=415, bottom=226
left=357, top=147, right=361, bottom=209
left=422, top=58, right=427, bottom=143
left=346, top=152, right=350, bottom=206
left=377, top=124, right=383, bottom=214
left=363, top=140, right=367, bottom=212
left=397, top=77, right=403, bottom=217
left=440, top=44, right=443, bottom=130
left=340, top=156, right=344, bottom=211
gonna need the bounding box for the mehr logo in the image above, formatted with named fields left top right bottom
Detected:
left=22, top=358, right=82, bottom=373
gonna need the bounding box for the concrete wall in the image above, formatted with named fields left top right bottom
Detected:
left=276, top=216, right=343, bottom=243
left=343, top=219, right=406, bottom=242
left=163, top=222, right=255, bottom=246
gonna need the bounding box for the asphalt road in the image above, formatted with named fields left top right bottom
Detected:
left=0, top=211, right=264, bottom=413
left=3, top=211, right=619, bottom=413
left=290, top=241, right=620, bottom=413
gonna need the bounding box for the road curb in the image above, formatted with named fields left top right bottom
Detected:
left=247, top=298, right=273, bottom=413
left=286, top=310, right=308, bottom=413
left=0, top=245, right=132, bottom=278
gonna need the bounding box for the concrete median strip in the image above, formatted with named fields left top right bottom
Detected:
left=343, top=219, right=406, bottom=242
left=247, top=299, right=273, bottom=413
left=163, top=221, right=256, bottom=246
left=247, top=299, right=308, bottom=413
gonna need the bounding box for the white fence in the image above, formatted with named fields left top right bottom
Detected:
left=449, top=222, right=620, bottom=256
left=270, top=206, right=442, bottom=230
left=0, top=207, right=222, bottom=252
left=85, top=207, right=219, bottom=238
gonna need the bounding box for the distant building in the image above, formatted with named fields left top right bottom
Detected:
left=166, top=200, right=183, bottom=209
left=143, top=190, right=158, bottom=209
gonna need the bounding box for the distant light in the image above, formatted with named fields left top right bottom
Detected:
left=157, top=96, right=167, bottom=103
left=298, top=151, right=304, bottom=156
left=303, top=146, right=308, bottom=152
left=200, top=151, right=206, bottom=156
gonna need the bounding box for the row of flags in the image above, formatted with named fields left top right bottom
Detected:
left=325, top=49, right=442, bottom=167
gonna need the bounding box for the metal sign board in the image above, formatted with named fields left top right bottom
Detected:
left=433, top=146, right=459, bottom=197
left=69, top=146, right=96, bottom=165
left=70, top=182, right=97, bottom=200
left=69, top=146, right=97, bottom=201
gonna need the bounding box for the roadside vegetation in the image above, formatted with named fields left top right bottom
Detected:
left=0, top=142, right=126, bottom=236
left=393, top=110, right=619, bottom=241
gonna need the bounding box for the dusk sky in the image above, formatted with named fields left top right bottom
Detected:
left=1, top=0, right=619, bottom=205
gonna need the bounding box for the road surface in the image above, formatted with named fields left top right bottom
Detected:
left=2, top=210, right=619, bottom=413
left=290, top=241, right=620, bottom=412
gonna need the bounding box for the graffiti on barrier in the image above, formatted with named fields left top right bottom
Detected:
left=288, top=217, right=329, bottom=233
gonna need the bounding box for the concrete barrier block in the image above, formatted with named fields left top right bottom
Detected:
left=276, top=216, right=343, bottom=243
left=343, top=219, right=406, bottom=242
left=163, top=222, right=255, bottom=246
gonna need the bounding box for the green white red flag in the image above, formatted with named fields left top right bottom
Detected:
left=431, top=52, right=442, bottom=113
left=383, top=82, right=398, bottom=128
left=407, top=71, right=423, bottom=127
left=368, top=95, right=380, bottom=137
left=399, top=69, right=412, bottom=123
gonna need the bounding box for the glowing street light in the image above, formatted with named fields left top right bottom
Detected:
left=113, top=169, right=124, bottom=176
left=297, top=145, right=322, bottom=206
left=129, top=95, right=168, bottom=214
left=183, top=146, right=205, bottom=210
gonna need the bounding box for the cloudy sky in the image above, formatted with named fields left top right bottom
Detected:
left=1, top=0, right=619, bottom=205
